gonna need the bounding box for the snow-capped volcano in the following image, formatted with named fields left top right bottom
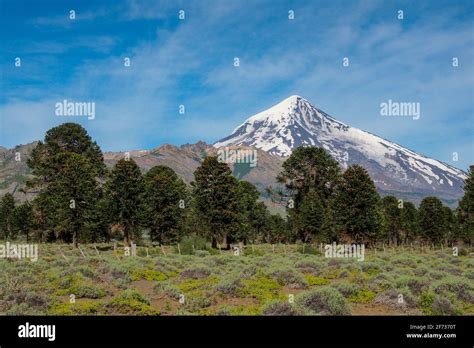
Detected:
left=215, top=95, right=467, bottom=201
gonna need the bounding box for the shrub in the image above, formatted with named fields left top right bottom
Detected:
left=419, top=291, right=435, bottom=314
left=431, top=297, right=458, bottom=315
left=184, top=296, right=212, bottom=312
left=214, top=275, right=242, bottom=296
left=348, top=289, right=376, bottom=303
left=177, top=235, right=209, bottom=255
left=266, top=267, right=308, bottom=288
left=130, top=269, right=168, bottom=281
left=262, top=301, right=299, bottom=315
left=106, top=289, right=159, bottom=315
left=297, top=287, right=351, bottom=315
left=333, top=282, right=361, bottom=297
left=304, top=275, right=329, bottom=286
left=70, top=283, right=107, bottom=299
left=238, top=277, right=283, bottom=302
left=180, top=267, right=212, bottom=280
left=395, top=276, right=429, bottom=295
left=431, top=276, right=474, bottom=302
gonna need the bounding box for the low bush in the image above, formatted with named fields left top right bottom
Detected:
left=297, top=287, right=351, bottom=315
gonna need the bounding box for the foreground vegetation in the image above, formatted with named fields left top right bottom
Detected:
left=0, top=243, right=472, bottom=316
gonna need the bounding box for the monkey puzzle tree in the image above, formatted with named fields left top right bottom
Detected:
left=143, top=165, right=188, bottom=244
left=104, top=158, right=144, bottom=246
left=277, top=146, right=340, bottom=241
left=418, top=196, right=447, bottom=244
left=0, top=193, right=16, bottom=240
left=192, top=156, right=241, bottom=248
left=333, top=165, right=382, bottom=244
left=27, top=123, right=106, bottom=245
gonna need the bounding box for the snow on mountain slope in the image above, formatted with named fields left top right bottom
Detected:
left=214, top=95, right=467, bottom=200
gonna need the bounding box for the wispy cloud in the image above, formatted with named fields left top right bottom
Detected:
left=1, top=0, right=473, bottom=169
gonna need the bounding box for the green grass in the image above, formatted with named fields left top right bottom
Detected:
left=0, top=244, right=472, bottom=316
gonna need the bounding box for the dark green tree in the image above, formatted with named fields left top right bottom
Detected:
left=13, top=201, right=34, bottom=242
left=400, top=201, right=419, bottom=243
left=143, top=165, right=188, bottom=244
left=297, top=188, right=324, bottom=242
left=457, top=165, right=474, bottom=244
left=333, top=165, right=382, bottom=244
left=265, top=213, right=290, bottom=243
left=105, top=159, right=144, bottom=246
left=381, top=196, right=403, bottom=245
left=277, top=146, right=340, bottom=241
left=44, top=152, right=100, bottom=247
left=0, top=193, right=16, bottom=240
left=27, top=123, right=106, bottom=245
left=277, top=146, right=340, bottom=204
left=27, top=123, right=105, bottom=184
left=192, top=156, right=241, bottom=248
left=418, top=196, right=447, bottom=243
left=236, top=181, right=263, bottom=243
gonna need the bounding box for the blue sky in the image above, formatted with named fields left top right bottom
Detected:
left=1, top=0, right=473, bottom=170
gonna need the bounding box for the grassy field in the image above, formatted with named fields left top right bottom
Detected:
left=0, top=243, right=473, bottom=316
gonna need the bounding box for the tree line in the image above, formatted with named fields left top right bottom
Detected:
left=0, top=123, right=472, bottom=247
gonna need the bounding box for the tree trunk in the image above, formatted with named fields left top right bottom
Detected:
left=123, top=225, right=131, bottom=247
left=72, top=231, right=78, bottom=248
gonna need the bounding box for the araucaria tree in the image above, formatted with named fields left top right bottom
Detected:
left=192, top=156, right=242, bottom=248
left=277, top=146, right=340, bottom=242
left=105, top=158, right=144, bottom=246
left=27, top=123, right=105, bottom=246
left=333, top=165, right=382, bottom=244
left=143, top=165, right=188, bottom=244
left=381, top=196, right=403, bottom=245
left=0, top=193, right=16, bottom=240
left=418, top=196, right=447, bottom=244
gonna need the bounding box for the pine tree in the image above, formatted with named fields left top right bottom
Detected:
left=192, top=156, right=241, bottom=248
left=27, top=123, right=105, bottom=183
left=143, top=165, right=188, bottom=244
left=105, top=159, right=144, bottom=246
left=13, top=201, right=34, bottom=242
left=443, top=206, right=457, bottom=245
left=418, top=196, right=447, bottom=243
left=277, top=146, right=340, bottom=204
left=297, top=188, right=324, bottom=242
left=27, top=123, right=106, bottom=245
left=333, top=165, right=381, bottom=244
left=236, top=181, right=263, bottom=243
left=457, top=165, right=474, bottom=244
left=321, top=200, right=337, bottom=243
left=381, top=196, right=403, bottom=245
left=0, top=193, right=16, bottom=240
left=45, top=153, right=100, bottom=247
left=277, top=146, right=340, bottom=241
left=400, top=201, right=419, bottom=243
